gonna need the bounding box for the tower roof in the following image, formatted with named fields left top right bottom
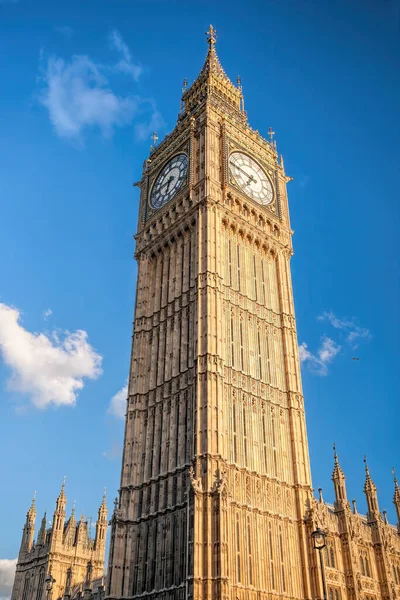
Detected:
left=393, top=468, right=400, bottom=503
left=332, top=443, right=346, bottom=481
left=181, top=25, right=243, bottom=116
left=363, top=457, right=376, bottom=493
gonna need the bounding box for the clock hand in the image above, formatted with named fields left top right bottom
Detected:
left=159, top=176, right=174, bottom=192
left=235, top=165, right=257, bottom=185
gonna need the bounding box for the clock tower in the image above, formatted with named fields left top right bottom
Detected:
left=107, top=26, right=313, bottom=600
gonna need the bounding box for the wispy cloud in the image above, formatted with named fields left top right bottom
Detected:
left=0, top=303, right=102, bottom=409
left=38, top=29, right=162, bottom=145
left=109, top=29, right=142, bottom=80
left=54, top=26, right=74, bottom=39
left=108, top=381, right=127, bottom=419
left=43, top=308, right=53, bottom=320
left=318, top=311, right=371, bottom=347
left=0, top=558, right=17, bottom=600
left=299, top=336, right=341, bottom=376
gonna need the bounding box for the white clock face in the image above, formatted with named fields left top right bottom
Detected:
left=229, top=152, right=273, bottom=205
left=150, top=153, right=188, bottom=210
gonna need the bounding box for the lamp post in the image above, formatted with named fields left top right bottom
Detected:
left=45, top=575, right=55, bottom=600
left=311, top=527, right=327, bottom=600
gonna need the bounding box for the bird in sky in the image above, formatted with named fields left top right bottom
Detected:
left=352, top=357, right=360, bottom=361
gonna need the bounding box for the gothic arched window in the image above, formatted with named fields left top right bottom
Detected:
left=330, top=545, right=336, bottom=569
left=365, top=554, right=371, bottom=577
left=360, top=554, right=366, bottom=576
left=36, top=568, right=45, bottom=600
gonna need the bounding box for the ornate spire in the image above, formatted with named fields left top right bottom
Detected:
left=363, top=456, right=380, bottom=522
left=332, top=443, right=348, bottom=510
left=181, top=25, right=243, bottom=117
left=27, top=491, right=36, bottom=522
left=37, top=511, right=47, bottom=545
left=393, top=468, right=400, bottom=527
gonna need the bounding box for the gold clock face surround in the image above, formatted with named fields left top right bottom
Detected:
left=150, top=153, right=189, bottom=210
left=229, top=151, right=274, bottom=205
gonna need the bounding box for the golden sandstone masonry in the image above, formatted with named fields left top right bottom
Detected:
left=11, top=483, right=107, bottom=600
left=12, top=26, right=400, bottom=600
left=106, top=26, right=400, bottom=600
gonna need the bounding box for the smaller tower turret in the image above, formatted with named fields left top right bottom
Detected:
left=332, top=443, right=348, bottom=510
left=51, top=477, right=67, bottom=546
left=363, top=457, right=380, bottom=522
left=19, top=492, right=36, bottom=556
left=37, top=511, right=47, bottom=546
left=393, top=468, right=400, bottom=531
left=95, top=489, right=108, bottom=554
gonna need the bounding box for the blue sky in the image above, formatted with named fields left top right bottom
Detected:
left=0, top=0, right=399, bottom=593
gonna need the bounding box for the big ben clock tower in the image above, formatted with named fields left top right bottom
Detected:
left=107, top=26, right=313, bottom=600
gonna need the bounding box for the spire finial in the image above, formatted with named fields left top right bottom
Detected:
left=206, top=25, right=217, bottom=48
left=182, top=78, right=188, bottom=92
left=393, top=467, right=398, bottom=485
left=352, top=499, right=357, bottom=514
left=364, top=455, right=369, bottom=475
left=268, top=126, right=275, bottom=141
left=71, top=500, right=76, bottom=516
left=333, top=442, right=338, bottom=463
left=318, top=487, right=323, bottom=503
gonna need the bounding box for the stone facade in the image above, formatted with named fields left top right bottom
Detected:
left=11, top=483, right=107, bottom=600
left=106, top=26, right=400, bottom=600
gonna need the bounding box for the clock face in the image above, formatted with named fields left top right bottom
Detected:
left=229, top=152, right=273, bottom=205
left=150, top=153, right=189, bottom=210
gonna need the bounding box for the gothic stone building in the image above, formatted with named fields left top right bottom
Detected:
left=105, top=26, right=400, bottom=600
left=11, top=482, right=107, bottom=600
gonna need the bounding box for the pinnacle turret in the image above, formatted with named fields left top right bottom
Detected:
left=393, top=468, right=400, bottom=528
left=95, top=489, right=108, bottom=553
left=332, top=443, right=348, bottom=510
left=37, top=511, right=47, bottom=545
left=363, top=457, right=380, bottom=522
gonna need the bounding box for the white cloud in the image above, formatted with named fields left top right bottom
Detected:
left=43, top=308, right=53, bottom=320
left=39, top=54, right=138, bottom=143
left=108, top=381, right=127, bottom=419
left=0, top=303, right=102, bottom=409
left=299, top=336, right=341, bottom=376
left=102, top=441, right=123, bottom=460
left=318, top=311, right=371, bottom=347
left=38, top=30, right=162, bottom=144
left=109, top=29, right=142, bottom=80
left=54, top=26, right=74, bottom=39
left=0, top=558, right=17, bottom=600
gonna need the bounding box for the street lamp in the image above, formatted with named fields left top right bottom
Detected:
left=311, top=527, right=327, bottom=600
left=45, top=575, right=55, bottom=600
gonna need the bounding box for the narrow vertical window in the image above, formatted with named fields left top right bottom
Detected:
left=257, top=328, right=263, bottom=380
left=232, top=403, right=238, bottom=463
left=247, top=517, right=253, bottom=586
left=269, top=522, right=275, bottom=590
left=236, top=513, right=241, bottom=583
left=230, top=317, right=235, bottom=367
left=262, top=412, right=268, bottom=473
left=253, top=254, right=258, bottom=301
left=240, top=320, right=245, bottom=371
left=271, top=412, right=278, bottom=477
left=243, top=404, right=248, bottom=466
left=237, top=244, right=241, bottom=292
left=279, top=525, right=285, bottom=592
left=228, top=239, right=232, bottom=286
left=261, top=258, right=266, bottom=305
